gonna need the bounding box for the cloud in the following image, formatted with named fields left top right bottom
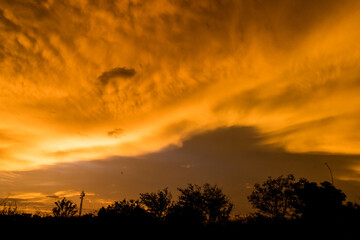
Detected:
left=3, top=0, right=360, bottom=215
left=98, top=67, right=136, bottom=85
left=0, top=0, right=359, bottom=173
left=0, top=9, right=20, bottom=32
left=107, top=128, right=123, bottom=138
left=45, top=195, right=59, bottom=199
left=3, top=125, right=360, bottom=214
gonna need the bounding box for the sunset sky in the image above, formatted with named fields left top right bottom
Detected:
left=1, top=0, right=360, bottom=215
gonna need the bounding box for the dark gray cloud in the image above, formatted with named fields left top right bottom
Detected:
left=98, top=67, right=136, bottom=85
left=2, top=125, right=360, bottom=214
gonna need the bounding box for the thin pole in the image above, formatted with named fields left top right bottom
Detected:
left=79, top=191, right=85, bottom=216
left=324, top=162, right=334, bottom=185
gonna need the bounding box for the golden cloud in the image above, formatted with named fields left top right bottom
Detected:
left=0, top=0, right=360, bottom=171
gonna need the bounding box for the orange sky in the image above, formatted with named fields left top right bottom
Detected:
left=1, top=0, right=360, bottom=214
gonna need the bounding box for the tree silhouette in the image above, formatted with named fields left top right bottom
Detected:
left=203, top=183, right=234, bottom=223
left=139, top=188, right=172, bottom=219
left=174, top=183, right=233, bottom=224
left=52, top=197, right=77, bottom=217
left=1, top=177, right=360, bottom=227
left=293, top=179, right=346, bottom=223
left=98, top=199, right=147, bottom=218
left=177, top=184, right=204, bottom=213
left=248, top=174, right=299, bottom=220
left=0, top=198, right=18, bottom=215
left=248, top=174, right=348, bottom=222
left=342, top=201, right=360, bottom=224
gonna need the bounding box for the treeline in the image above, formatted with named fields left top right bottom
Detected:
left=1, top=174, right=360, bottom=227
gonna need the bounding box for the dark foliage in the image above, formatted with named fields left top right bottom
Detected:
left=139, top=188, right=172, bottom=219
left=52, top=197, right=77, bottom=217
left=166, top=204, right=206, bottom=226
left=294, top=179, right=346, bottom=223
left=248, top=174, right=298, bottom=220
left=175, top=183, right=233, bottom=224
left=1, top=177, right=360, bottom=235
left=247, top=175, right=356, bottom=224
left=97, top=198, right=153, bottom=226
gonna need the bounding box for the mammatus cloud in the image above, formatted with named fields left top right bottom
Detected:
left=0, top=0, right=359, bottom=178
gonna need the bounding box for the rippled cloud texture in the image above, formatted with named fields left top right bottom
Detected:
left=1, top=0, right=360, bottom=213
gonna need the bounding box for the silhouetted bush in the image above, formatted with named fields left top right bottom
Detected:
left=0, top=198, right=18, bottom=216
left=52, top=197, right=78, bottom=217
left=2, top=176, right=360, bottom=230
left=175, top=183, right=233, bottom=224
left=248, top=174, right=298, bottom=220
left=139, top=187, right=172, bottom=219
left=97, top=198, right=154, bottom=226
left=340, top=202, right=360, bottom=224
left=166, top=204, right=206, bottom=226
left=293, top=179, right=346, bottom=223
left=247, top=174, right=356, bottom=224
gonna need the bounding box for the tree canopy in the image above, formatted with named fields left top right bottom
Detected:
left=98, top=199, right=148, bottom=218
left=175, top=183, right=233, bottom=223
left=4, top=176, right=359, bottom=227
left=52, top=198, right=77, bottom=218
left=248, top=174, right=347, bottom=223
left=139, top=188, right=172, bottom=219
